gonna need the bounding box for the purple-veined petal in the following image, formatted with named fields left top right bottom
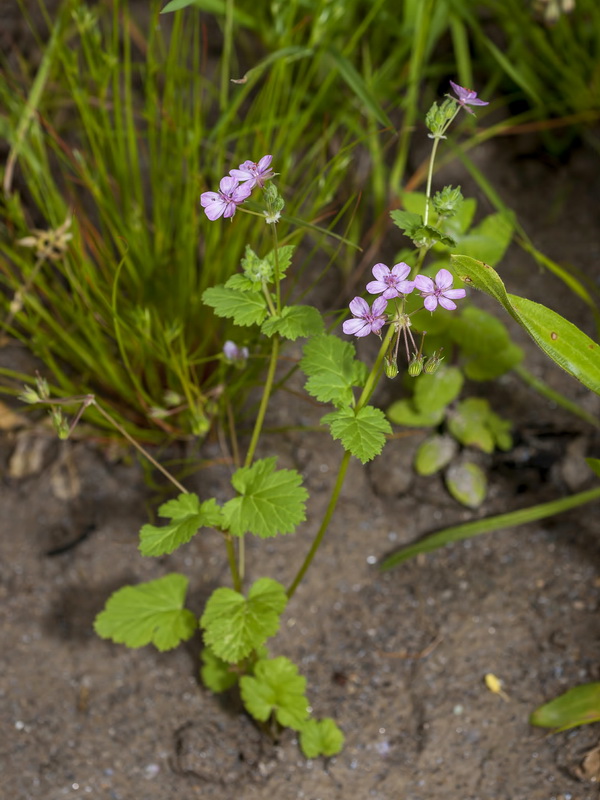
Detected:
left=381, top=286, right=400, bottom=300
left=219, top=176, right=239, bottom=194
left=258, top=154, right=273, bottom=170
left=434, top=269, right=454, bottom=290
left=414, top=275, right=434, bottom=293
left=371, top=262, right=390, bottom=281
left=348, top=296, right=370, bottom=317
left=343, top=318, right=370, bottom=336
left=397, top=280, right=415, bottom=295
left=372, top=296, right=389, bottom=316
left=200, top=191, right=220, bottom=207
left=390, top=262, right=411, bottom=280
left=423, top=295, right=438, bottom=312
left=229, top=168, right=252, bottom=181
left=443, top=288, right=466, bottom=300
left=366, top=280, right=386, bottom=295
left=438, top=296, right=457, bottom=311
left=204, top=201, right=226, bottom=220
left=232, top=183, right=253, bottom=202
left=222, top=201, right=238, bottom=219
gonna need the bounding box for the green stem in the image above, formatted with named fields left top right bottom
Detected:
left=225, top=536, right=242, bottom=592
left=423, top=136, right=441, bottom=226
left=356, top=323, right=396, bottom=411
left=287, top=449, right=352, bottom=600
left=245, top=336, right=280, bottom=468
left=287, top=325, right=395, bottom=599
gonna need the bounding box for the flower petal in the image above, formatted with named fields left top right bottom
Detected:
left=397, top=280, right=415, bottom=295
left=204, top=201, right=226, bottom=220
left=200, top=191, right=220, bottom=207
left=366, top=280, right=386, bottom=295
left=434, top=268, right=454, bottom=290
left=348, top=296, right=369, bottom=317
left=371, top=296, right=388, bottom=316
left=423, top=295, right=438, bottom=312
left=258, top=154, right=273, bottom=170
left=390, top=262, right=411, bottom=280
left=229, top=168, right=252, bottom=182
left=371, top=263, right=390, bottom=281
left=414, top=275, right=434, bottom=293
left=438, top=296, right=457, bottom=311
left=442, top=288, right=466, bottom=300
left=219, top=176, right=239, bottom=194
left=343, top=318, right=370, bottom=336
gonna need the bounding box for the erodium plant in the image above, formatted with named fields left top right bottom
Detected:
left=22, top=83, right=600, bottom=758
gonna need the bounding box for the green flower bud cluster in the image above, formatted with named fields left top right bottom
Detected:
left=425, top=99, right=456, bottom=139
left=432, top=185, right=463, bottom=218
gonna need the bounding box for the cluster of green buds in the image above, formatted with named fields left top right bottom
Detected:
left=263, top=183, right=285, bottom=225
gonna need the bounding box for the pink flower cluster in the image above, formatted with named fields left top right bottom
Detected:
left=343, top=263, right=466, bottom=337
left=201, top=155, right=274, bottom=221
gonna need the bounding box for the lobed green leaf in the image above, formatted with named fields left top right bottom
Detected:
left=240, top=656, right=310, bottom=731
left=300, top=334, right=367, bottom=407
left=200, top=647, right=239, bottom=693
left=222, top=457, right=308, bottom=538
left=200, top=578, right=287, bottom=664
left=94, top=574, right=196, bottom=652
left=300, top=718, right=345, bottom=758
left=321, top=405, right=391, bottom=463
left=139, top=494, right=222, bottom=556
left=261, top=305, right=325, bottom=341
left=202, top=285, right=267, bottom=327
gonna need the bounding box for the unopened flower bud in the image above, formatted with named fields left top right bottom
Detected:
left=35, top=375, right=50, bottom=400
left=424, top=350, right=444, bottom=374
left=384, top=355, right=399, bottom=379
left=50, top=407, right=70, bottom=439
left=408, top=355, right=425, bottom=377
left=19, top=386, right=41, bottom=404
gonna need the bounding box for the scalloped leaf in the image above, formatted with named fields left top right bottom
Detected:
left=321, top=405, right=391, bottom=463
left=200, top=647, right=239, bottom=693
left=261, top=305, right=325, bottom=340
left=300, top=334, right=367, bottom=407
left=240, top=656, right=310, bottom=731
left=200, top=578, right=287, bottom=664
left=300, top=718, right=345, bottom=758
left=94, top=574, right=196, bottom=652
left=222, top=457, right=307, bottom=538
left=202, top=285, right=267, bottom=327
left=139, top=494, right=222, bottom=556
left=450, top=255, right=600, bottom=394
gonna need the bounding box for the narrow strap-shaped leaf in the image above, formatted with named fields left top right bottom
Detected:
left=381, top=485, right=600, bottom=570
left=450, top=255, right=600, bottom=394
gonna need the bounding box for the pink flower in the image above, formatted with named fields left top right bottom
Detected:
left=342, top=296, right=388, bottom=338
left=449, top=80, right=489, bottom=115
left=229, top=155, right=274, bottom=190
left=223, top=340, right=249, bottom=366
left=200, top=176, right=252, bottom=221
left=414, top=268, right=466, bottom=311
left=366, top=262, right=414, bottom=300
